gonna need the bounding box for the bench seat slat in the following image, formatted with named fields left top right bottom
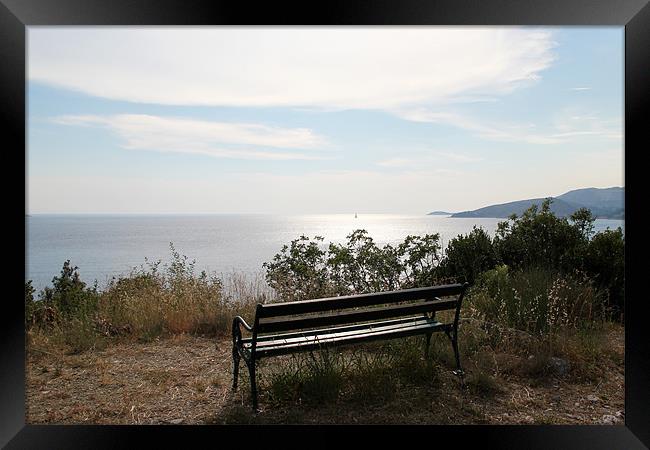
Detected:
left=256, top=284, right=465, bottom=317
left=247, top=318, right=446, bottom=358
left=256, top=297, right=457, bottom=333
left=242, top=316, right=433, bottom=344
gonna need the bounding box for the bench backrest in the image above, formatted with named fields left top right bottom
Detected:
left=252, top=283, right=468, bottom=338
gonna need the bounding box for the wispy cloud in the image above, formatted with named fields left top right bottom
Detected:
left=395, top=109, right=621, bottom=145
left=30, top=28, right=556, bottom=112
left=52, top=114, right=329, bottom=161
left=376, top=158, right=414, bottom=168
left=436, top=152, right=484, bottom=163
left=570, top=87, right=592, bottom=91
left=376, top=152, right=482, bottom=169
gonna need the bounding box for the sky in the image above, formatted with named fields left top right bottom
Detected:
left=27, top=27, right=624, bottom=214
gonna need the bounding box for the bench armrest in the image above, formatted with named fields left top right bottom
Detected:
left=233, top=315, right=253, bottom=332
left=232, top=315, right=254, bottom=346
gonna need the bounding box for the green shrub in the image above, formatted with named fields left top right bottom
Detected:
left=493, top=200, right=592, bottom=274
left=469, top=266, right=605, bottom=335
left=27, top=244, right=265, bottom=351
left=440, top=226, right=499, bottom=284
left=25, top=280, right=36, bottom=328
left=98, top=243, right=228, bottom=337
left=263, top=235, right=333, bottom=301
left=264, top=229, right=445, bottom=301
left=39, top=261, right=100, bottom=321
left=327, top=230, right=404, bottom=294
left=584, top=228, right=624, bottom=317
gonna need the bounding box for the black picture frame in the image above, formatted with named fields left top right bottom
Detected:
left=3, top=0, right=649, bottom=448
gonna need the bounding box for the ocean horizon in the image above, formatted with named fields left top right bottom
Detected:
left=26, top=213, right=624, bottom=293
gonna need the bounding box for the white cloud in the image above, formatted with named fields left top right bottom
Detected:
left=570, top=87, right=591, bottom=91
left=29, top=27, right=556, bottom=111
left=52, top=114, right=329, bottom=160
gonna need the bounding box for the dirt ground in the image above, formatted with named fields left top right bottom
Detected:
left=26, top=329, right=625, bottom=425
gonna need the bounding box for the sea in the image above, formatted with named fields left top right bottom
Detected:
left=25, top=214, right=624, bottom=293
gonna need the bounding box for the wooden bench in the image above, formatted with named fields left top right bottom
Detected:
left=231, top=283, right=469, bottom=410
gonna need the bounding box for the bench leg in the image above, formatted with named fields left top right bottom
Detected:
left=248, top=360, right=258, bottom=411
left=232, top=345, right=241, bottom=390
left=451, top=333, right=464, bottom=377
left=424, top=332, right=432, bottom=358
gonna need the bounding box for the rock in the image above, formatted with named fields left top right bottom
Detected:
left=587, top=395, right=600, bottom=402
left=547, top=357, right=570, bottom=377
left=601, top=414, right=619, bottom=425
left=169, top=418, right=184, bottom=425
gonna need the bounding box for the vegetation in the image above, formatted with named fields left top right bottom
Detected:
left=25, top=201, right=625, bottom=421
left=26, top=244, right=258, bottom=354
left=264, top=199, right=623, bottom=318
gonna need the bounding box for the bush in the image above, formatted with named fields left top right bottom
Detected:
left=584, top=228, right=624, bottom=317
left=26, top=244, right=264, bottom=352
left=25, top=280, right=36, bottom=328
left=327, top=230, right=403, bottom=294
left=493, top=200, right=592, bottom=274
left=98, top=243, right=227, bottom=338
left=263, top=235, right=334, bottom=302
left=469, top=266, right=605, bottom=335
left=439, top=226, right=499, bottom=284
left=27, top=261, right=100, bottom=330
left=43, top=261, right=100, bottom=319
left=264, top=229, right=446, bottom=301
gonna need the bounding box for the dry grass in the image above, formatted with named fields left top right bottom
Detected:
left=26, top=323, right=624, bottom=425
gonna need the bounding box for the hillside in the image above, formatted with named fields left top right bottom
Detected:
left=450, top=187, right=623, bottom=219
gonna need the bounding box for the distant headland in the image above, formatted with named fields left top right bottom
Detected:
left=429, top=187, right=624, bottom=219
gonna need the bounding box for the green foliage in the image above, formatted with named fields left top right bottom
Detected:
left=440, top=226, right=499, bottom=284
left=264, top=203, right=623, bottom=316
left=263, top=235, right=332, bottom=301
left=40, top=260, right=100, bottom=320
left=397, top=233, right=444, bottom=288
left=584, top=228, right=625, bottom=315
left=266, top=339, right=440, bottom=407
left=493, top=199, right=592, bottom=273
left=26, top=244, right=259, bottom=353
left=469, top=266, right=605, bottom=335
left=27, top=261, right=100, bottom=329
left=264, top=229, right=444, bottom=300
left=265, top=349, right=345, bottom=405
left=99, top=243, right=226, bottom=337
left=25, top=280, right=36, bottom=327
left=328, top=230, right=404, bottom=293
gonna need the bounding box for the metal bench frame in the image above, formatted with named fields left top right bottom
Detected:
left=231, top=283, right=469, bottom=410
